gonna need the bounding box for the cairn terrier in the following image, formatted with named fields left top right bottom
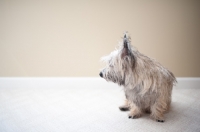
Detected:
left=99, top=32, right=177, bottom=122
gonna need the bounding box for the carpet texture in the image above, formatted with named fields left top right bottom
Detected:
left=0, top=78, right=200, bottom=132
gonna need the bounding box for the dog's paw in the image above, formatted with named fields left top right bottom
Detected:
left=119, top=106, right=130, bottom=111
left=128, top=114, right=141, bottom=119
left=156, top=119, right=165, bottom=123
left=128, top=115, right=138, bottom=119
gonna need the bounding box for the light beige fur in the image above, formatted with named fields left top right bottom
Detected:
left=100, top=32, right=177, bottom=122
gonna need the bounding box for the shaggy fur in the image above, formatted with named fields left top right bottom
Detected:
left=99, top=32, right=177, bottom=122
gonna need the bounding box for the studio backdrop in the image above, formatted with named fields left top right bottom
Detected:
left=0, top=0, right=200, bottom=77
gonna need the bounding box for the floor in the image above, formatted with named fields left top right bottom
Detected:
left=0, top=78, right=200, bottom=132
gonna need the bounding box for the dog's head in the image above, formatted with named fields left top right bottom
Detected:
left=99, top=32, right=136, bottom=86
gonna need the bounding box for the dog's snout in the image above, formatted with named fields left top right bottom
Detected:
left=99, top=72, right=103, bottom=78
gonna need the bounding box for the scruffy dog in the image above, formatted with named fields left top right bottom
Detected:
left=99, top=32, right=177, bottom=122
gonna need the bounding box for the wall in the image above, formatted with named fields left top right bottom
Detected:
left=0, top=0, right=200, bottom=77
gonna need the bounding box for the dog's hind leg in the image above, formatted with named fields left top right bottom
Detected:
left=119, top=99, right=130, bottom=111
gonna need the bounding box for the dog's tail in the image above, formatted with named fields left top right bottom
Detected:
left=169, top=70, right=177, bottom=86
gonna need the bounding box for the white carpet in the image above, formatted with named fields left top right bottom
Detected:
left=0, top=78, right=200, bottom=132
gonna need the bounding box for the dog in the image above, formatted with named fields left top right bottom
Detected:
left=99, top=32, right=177, bottom=122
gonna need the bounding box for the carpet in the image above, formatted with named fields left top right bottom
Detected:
left=0, top=78, right=200, bottom=132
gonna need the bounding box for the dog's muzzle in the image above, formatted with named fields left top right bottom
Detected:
left=99, top=72, right=103, bottom=78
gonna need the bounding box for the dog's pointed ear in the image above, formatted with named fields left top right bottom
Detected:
left=121, top=37, right=129, bottom=58
left=123, top=32, right=129, bottom=49
left=124, top=33, right=127, bottom=38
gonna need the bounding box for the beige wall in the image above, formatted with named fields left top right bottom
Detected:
left=0, top=0, right=200, bottom=77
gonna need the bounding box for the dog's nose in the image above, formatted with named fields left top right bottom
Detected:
left=99, top=72, right=103, bottom=78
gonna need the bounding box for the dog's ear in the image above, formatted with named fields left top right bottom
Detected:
left=124, top=33, right=127, bottom=39
left=121, top=35, right=129, bottom=58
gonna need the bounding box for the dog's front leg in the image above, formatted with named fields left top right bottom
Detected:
left=119, top=99, right=130, bottom=111
left=128, top=102, right=142, bottom=119
left=150, top=102, right=165, bottom=122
